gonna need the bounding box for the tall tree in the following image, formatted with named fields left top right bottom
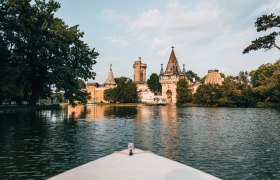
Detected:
left=147, top=73, right=162, bottom=95
left=0, top=0, right=98, bottom=105
left=243, top=13, right=280, bottom=53
left=176, top=79, right=192, bottom=106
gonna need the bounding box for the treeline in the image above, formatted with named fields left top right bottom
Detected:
left=176, top=60, right=280, bottom=107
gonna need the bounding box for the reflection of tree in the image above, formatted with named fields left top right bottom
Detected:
left=104, top=106, right=137, bottom=118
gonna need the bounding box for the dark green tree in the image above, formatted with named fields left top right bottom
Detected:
left=250, top=60, right=280, bottom=103
left=0, top=0, right=98, bottom=105
left=104, top=88, right=115, bottom=103
left=176, top=79, right=192, bottom=106
left=218, top=75, right=256, bottom=107
left=194, top=84, right=221, bottom=106
left=104, top=77, right=138, bottom=103
left=147, top=73, right=162, bottom=95
left=185, top=70, right=200, bottom=82
left=243, top=13, right=280, bottom=53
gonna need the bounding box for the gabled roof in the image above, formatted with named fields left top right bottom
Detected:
left=164, top=47, right=182, bottom=75
left=104, top=65, right=116, bottom=85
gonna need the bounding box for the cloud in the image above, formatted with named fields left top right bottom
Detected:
left=99, top=0, right=280, bottom=78
left=105, top=36, right=130, bottom=47
left=124, top=0, right=228, bottom=56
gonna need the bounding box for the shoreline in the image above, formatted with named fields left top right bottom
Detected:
left=0, top=102, right=279, bottom=114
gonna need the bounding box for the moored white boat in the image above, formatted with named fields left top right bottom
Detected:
left=49, top=149, right=220, bottom=180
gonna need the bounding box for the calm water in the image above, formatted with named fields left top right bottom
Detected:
left=0, top=105, right=280, bottom=179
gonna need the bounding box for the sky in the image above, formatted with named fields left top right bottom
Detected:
left=55, top=0, right=280, bottom=83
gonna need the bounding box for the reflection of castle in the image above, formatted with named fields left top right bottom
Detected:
left=86, top=47, right=224, bottom=104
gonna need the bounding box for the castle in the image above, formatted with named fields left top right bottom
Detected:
left=86, top=47, right=223, bottom=104
left=86, top=65, right=117, bottom=103
left=159, top=46, right=190, bottom=104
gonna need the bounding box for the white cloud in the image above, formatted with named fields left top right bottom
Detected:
left=124, top=0, right=228, bottom=56
left=99, top=0, right=280, bottom=78
left=105, top=36, right=130, bottom=47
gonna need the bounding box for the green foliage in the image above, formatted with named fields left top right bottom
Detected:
left=194, top=72, right=257, bottom=107
left=243, top=13, right=280, bottom=53
left=176, top=79, right=192, bottom=106
left=194, top=84, right=221, bottom=106
left=218, top=75, right=256, bottom=107
left=185, top=70, right=200, bottom=82
left=147, top=73, right=162, bottom=95
left=250, top=60, right=280, bottom=103
left=50, top=92, right=63, bottom=103
left=104, top=77, right=138, bottom=103
left=104, top=88, right=115, bottom=103
left=0, top=0, right=98, bottom=105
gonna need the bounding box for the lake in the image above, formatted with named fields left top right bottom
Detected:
left=0, top=105, right=280, bottom=179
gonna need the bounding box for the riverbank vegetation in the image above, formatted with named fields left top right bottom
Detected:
left=176, top=60, right=280, bottom=107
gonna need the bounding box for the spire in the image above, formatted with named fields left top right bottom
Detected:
left=104, top=64, right=116, bottom=85
left=164, top=46, right=182, bottom=75
left=160, top=64, right=164, bottom=76
left=182, top=64, right=187, bottom=75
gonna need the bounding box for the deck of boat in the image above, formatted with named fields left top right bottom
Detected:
left=49, top=149, right=220, bottom=180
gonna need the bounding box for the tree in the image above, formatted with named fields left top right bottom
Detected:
left=218, top=75, right=256, bottom=107
left=104, top=88, right=115, bottom=103
left=176, top=79, right=192, bottom=106
left=0, top=0, right=98, bottom=105
left=185, top=70, right=200, bottom=82
left=250, top=60, right=280, bottom=103
left=147, top=73, right=162, bottom=95
left=194, top=84, right=221, bottom=106
left=243, top=13, right=280, bottom=53
left=104, top=77, right=138, bottom=103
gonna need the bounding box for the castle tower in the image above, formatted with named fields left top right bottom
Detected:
left=204, top=70, right=224, bottom=85
left=133, top=57, right=147, bottom=84
left=160, top=47, right=186, bottom=104
left=104, top=64, right=117, bottom=88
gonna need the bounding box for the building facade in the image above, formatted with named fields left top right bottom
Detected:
left=86, top=65, right=117, bottom=103
left=160, top=47, right=189, bottom=104
left=204, top=70, right=224, bottom=85
left=133, top=57, right=147, bottom=84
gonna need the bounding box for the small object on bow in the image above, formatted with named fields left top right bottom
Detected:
left=128, top=143, right=134, bottom=156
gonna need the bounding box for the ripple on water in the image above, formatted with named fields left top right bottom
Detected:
left=0, top=106, right=280, bottom=179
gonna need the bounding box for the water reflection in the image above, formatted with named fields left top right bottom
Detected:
left=0, top=106, right=280, bottom=179
left=67, top=105, right=137, bottom=120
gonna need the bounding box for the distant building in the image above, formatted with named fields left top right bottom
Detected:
left=160, top=47, right=190, bottom=104
left=133, top=57, right=147, bottom=84
left=86, top=65, right=117, bottom=103
left=204, top=70, right=224, bottom=85
left=133, top=57, right=166, bottom=104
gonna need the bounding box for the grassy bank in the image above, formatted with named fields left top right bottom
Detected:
left=90, top=103, right=144, bottom=107
left=178, top=102, right=280, bottom=108
left=255, top=102, right=280, bottom=108
left=0, top=104, right=62, bottom=113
